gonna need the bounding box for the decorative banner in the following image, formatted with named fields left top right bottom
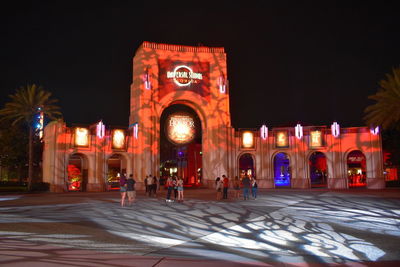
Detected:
left=158, top=59, right=210, bottom=100
left=241, top=131, right=254, bottom=149
left=112, top=129, right=126, bottom=150
left=275, top=130, right=289, bottom=148
left=310, top=130, right=323, bottom=148
left=166, top=112, right=196, bottom=145
left=74, top=127, right=89, bottom=147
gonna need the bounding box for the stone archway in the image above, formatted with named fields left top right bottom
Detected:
left=347, top=150, right=367, bottom=188
left=273, top=152, right=291, bottom=187
left=67, top=153, right=89, bottom=192
left=309, top=151, right=327, bottom=188
left=238, top=153, right=255, bottom=178
left=106, top=154, right=128, bottom=191
left=159, top=103, right=202, bottom=186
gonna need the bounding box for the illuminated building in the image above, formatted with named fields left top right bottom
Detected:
left=42, top=42, right=384, bottom=192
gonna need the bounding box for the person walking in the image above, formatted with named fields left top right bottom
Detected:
left=166, top=176, right=173, bottom=202
left=177, top=176, right=184, bottom=202
left=126, top=174, right=136, bottom=206
left=119, top=173, right=127, bottom=207
left=241, top=174, right=251, bottom=200
left=233, top=176, right=241, bottom=199
left=251, top=177, right=258, bottom=199
left=222, top=175, right=229, bottom=199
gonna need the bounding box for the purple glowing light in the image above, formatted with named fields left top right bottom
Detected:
left=370, top=126, right=379, bottom=135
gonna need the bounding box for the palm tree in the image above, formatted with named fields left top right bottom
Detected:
left=364, top=67, right=400, bottom=130
left=0, top=84, right=62, bottom=190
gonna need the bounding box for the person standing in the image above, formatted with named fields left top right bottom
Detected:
left=177, top=176, right=184, bottom=202
left=222, top=175, right=229, bottom=199
left=152, top=175, right=158, bottom=197
left=147, top=175, right=154, bottom=197
left=172, top=176, right=178, bottom=200
left=126, top=174, right=136, bottom=206
left=251, top=177, right=258, bottom=199
left=166, top=176, right=173, bottom=202
left=119, top=173, right=127, bottom=207
left=241, top=174, right=251, bottom=200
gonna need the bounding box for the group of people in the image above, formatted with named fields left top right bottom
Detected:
left=119, top=173, right=258, bottom=207
left=144, top=175, right=159, bottom=197
left=165, top=176, right=184, bottom=202
left=119, top=174, right=136, bottom=207
left=215, top=175, right=258, bottom=200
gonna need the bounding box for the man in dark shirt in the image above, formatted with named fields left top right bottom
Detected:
left=241, top=175, right=251, bottom=200
left=126, top=174, right=136, bottom=205
left=222, top=175, right=229, bottom=199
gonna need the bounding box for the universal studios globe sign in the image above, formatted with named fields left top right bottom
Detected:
left=166, top=112, right=196, bottom=145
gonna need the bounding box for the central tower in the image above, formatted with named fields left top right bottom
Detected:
left=129, top=42, right=235, bottom=185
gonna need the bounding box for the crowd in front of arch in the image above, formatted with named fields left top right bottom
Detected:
left=117, top=173, right=258, bottom=207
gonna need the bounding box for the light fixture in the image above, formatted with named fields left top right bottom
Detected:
left=370, top=126, right=379, bottom=135
left=218, top=74, right=226, bottom=93
left=260, top=124, right=268, bottom=140
left=331, top=122, right=340, bottom=138
left=96, top=121, right=105, bottom=139
left=144, top=68, right=151, bottom=89
left=295, top=123, right=303, bottom=139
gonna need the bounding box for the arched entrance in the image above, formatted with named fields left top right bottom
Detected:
left=106, top=154, right=127, bottom=191
left=67, top=153, right=88, bottom=191
left=309, top=152, right=327, bottom=188
left=238, top=153, right=255, bottom=178
left=347, top=150, right=367, bottom=188
left=160, top=104, right=202, bottom=186
left=274, top=152, right=290, bottom=187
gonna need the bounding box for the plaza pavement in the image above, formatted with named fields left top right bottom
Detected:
left=0, top=188, right=399, bottom=266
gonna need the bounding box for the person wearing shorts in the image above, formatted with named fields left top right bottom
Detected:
left=126, top=174, right=136, bottom=205
left=119, top=174, right=127, bottom=207
left=177, top=177, right=184, bottom=202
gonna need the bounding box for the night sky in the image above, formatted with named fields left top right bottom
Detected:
left=1, top=2, right=399, bottom=129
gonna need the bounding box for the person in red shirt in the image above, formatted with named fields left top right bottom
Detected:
left=222, top=175, right=229, bottom=199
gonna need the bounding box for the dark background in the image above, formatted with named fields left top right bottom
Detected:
left=1, top=1, right=399, bottom=129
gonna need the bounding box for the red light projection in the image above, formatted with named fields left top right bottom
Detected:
left=158, top=59, right=210, bottom=100
left=166, top=112, right=196, bottom=145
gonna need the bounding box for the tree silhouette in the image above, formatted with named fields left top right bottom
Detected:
left=0, top=84, right=62, bottom=190
left=364, top=67, right=400, bottom=130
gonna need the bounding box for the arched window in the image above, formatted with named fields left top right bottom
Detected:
left=309, top=152, right=327, bottom=188
left=274, top=152, right=290, bottom=187
left=347, top=150, right=367, bottom=188
left=239, top=153, right=255, bottom=178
